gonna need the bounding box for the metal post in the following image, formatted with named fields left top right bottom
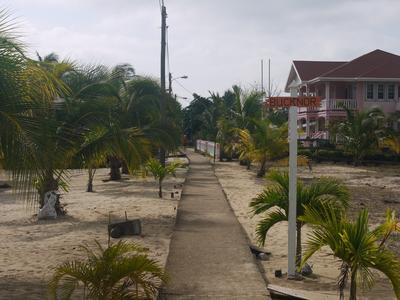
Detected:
left=268, top=58, right=271, bottom=97
left=261, top=59, right=264, bottom=93
left=288, top=87, right=298, bottom=278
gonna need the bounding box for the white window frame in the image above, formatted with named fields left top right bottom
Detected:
left=388, top=84, right=395, bottom=100
left=377, top=83, right=385, bottom=100
left=366, top=83, right=374, bottom=100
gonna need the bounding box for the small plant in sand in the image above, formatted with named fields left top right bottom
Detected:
left=337, top=107, right=384, bottom=166
left=48, top=240, right=167, bottom=300
left=250, top=170, right=349, bottom=267
left=237, top=120, right=288, bottom=177
left=146, top=158, right=180, bottom=198
left=301, top=206, right=400, bottom=300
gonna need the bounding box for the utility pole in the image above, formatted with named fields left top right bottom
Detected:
left=168, top=72, right=172, bottom=96
left=159, top=0, right=167, bottom=166
left=268, top=58, right=271, bottom=97
left=261, top=59, right=265, bottom=119
left=261, top=59, right=264, bottom=93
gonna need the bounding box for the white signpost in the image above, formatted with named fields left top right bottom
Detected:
left=287, top=87, right=298, bottom=278
left=266, top=89, right=321, bottom=278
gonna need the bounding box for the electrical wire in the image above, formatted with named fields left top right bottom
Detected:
left=158, top=0, right=162, bottom=13
left=174, top=79, right=193, bottom=95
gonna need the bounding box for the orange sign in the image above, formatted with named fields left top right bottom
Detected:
left=266, top=96, right=321, bottom=107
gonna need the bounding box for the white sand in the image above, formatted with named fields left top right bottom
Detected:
left=0, top=163, right=187, bottom=299
left=215, top=160, right=400, bottom=300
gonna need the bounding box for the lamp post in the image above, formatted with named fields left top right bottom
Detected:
left=168, top=73, right=188, bottom=96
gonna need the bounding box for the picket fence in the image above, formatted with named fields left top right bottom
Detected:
left=196, top=140, right=220, bottom=160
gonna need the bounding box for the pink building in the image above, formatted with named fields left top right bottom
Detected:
left=284, top=49, right=400, bottom=139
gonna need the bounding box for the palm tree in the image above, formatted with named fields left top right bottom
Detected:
left=48, top=240, right=167, bottom=300
left=301, top=205, right=400, bottom=300
left=36, top=52, right=74, bottom=80
left=76, top=126, right=148, bottom=192
left=216, top=118, right=237, bottom=162
left=0, top=9, right=66, bottom=203
left=337, top=107, right=384, bottom=165
left=238, top=119, right=288, bottom=177
left=146, top=158, right=180, bottom=198
left=250, top=170, right=349, bottom=267
left=63, top=66, right=174, bottom=182
left=382, top=113, right=400, bottom=159
left=236, top=129, right=254, bottom=169
left=231, top=85, right=263, bottom=130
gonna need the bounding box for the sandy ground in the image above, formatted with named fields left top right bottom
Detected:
left=214, top=160, right=400, bottom=300
left=0, top=160, right=188, bottom=300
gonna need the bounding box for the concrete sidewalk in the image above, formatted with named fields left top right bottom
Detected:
left=159, top=151, right=269, bottom=299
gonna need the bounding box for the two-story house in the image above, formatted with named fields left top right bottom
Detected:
left=284, top=49, right=400, bottom=139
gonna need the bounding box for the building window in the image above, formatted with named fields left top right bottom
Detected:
left=388, top=84, right=395, bottom=100
left=367, top=83, right=374, bottom=99
left=378, top=84, right=384, bottom=100
left=345, top=85, right=353, bottom=99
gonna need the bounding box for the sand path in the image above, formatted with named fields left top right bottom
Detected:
left=0, top=165, right=187, bottom=300
left=160, top=150, right=269, bottom=299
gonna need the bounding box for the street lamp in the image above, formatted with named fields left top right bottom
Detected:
left=168, top=73, right=188, bottom=95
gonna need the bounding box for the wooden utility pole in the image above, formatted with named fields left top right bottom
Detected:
left=168, top=72, right=172, bottom=96
left=159, top=0, right=167, bottom=166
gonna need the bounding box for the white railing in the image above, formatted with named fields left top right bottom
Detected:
left=325, top=98, right=357, bottom=110
left=196, top=140, right=220, bottom=160
left=312, top=131, right=328, bottom=139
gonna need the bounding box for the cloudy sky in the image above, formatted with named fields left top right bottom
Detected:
left=4, top=0, right=400, bottom=106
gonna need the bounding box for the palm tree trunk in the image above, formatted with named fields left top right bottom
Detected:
left=39, top=170, right=59, bottom=208
left=227, top=150, right=233, bottom=162
left=338, top=262, right=349, bottom=300
left=87, top=168, right=96, bottom=192
left=121, top=161, right=130, bottom=175
left=296, top=222, right=302, bottom=268
left=109, top=156, right=121, bottom=181
left=350, top=269, right=357, bottom=300
left=257, top=156, right=267, bottom=177
left=158, top=179, right=162, bottom=198
left=246, top=159, right=251, bottom=170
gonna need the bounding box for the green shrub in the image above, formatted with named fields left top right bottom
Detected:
left=298, top=149, right=313, bottom=158
left=315, top=149, right=351, bottom=163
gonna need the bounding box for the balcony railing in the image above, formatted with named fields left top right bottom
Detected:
left=298, top=98, right=357, bottom=113
left=322, top=98, right=357, bottom=110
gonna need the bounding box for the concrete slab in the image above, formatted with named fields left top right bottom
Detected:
left=159, top=151, right=270, bottom=299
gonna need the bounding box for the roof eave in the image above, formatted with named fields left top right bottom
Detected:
left=284, top=63, right=303, bottom=92
left=308, top=77, right=400, bottom=84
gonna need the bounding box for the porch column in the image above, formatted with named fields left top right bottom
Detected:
left=306, top=118, right=310, bottom=137
left=315, top=118, right=319, bottom=132
left=325, top=82, right=330, bottom=108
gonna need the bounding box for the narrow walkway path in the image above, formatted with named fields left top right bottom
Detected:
left=160, top=151, right=269, bottom=299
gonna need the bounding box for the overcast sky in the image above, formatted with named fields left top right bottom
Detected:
left=4, top=0, right=400, bottom=106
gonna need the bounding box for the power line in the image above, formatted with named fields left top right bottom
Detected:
left=158, top=0, right=162, bottom=13
left=174, top=79, right=193, bottom=95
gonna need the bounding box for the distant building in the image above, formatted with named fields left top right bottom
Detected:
left=285, top=49, right=400, bottom=139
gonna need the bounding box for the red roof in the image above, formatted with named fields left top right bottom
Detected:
left=293, top=61, right=346, bottom=81
left=293, top=50, right=400, bottom=81
left=321, top=50, right=400, bottom=78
